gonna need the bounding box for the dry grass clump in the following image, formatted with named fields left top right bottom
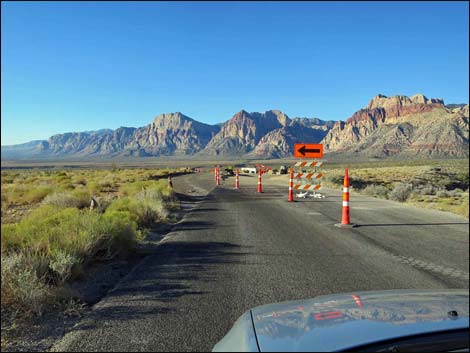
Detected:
left=42, top=190, right=91, bottom=209
left=1, top=184, right=52, bottom=205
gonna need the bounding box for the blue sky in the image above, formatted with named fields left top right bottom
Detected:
left=1, top=1, right=469, bottom=145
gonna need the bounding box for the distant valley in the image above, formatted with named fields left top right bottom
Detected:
left=2, top=94, right=468, bottom=161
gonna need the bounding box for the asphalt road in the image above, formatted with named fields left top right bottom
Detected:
left=52, top=172, right=469, bottom=352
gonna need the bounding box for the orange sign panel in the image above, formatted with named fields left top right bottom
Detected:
left=294, top=143, right=323, bottom=158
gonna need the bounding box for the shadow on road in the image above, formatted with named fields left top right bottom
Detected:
left=172, top=220, right=219, bottom=231
left=187, top=207, right=221, bottom=213
left=174, top=192, right=209, bottom=203
left=68, top=241, right=252, bottom=333
left=356, top=222, right=469, bottom=227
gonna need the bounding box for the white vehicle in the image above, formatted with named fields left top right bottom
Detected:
left=241, top=167, right=257, bottom=174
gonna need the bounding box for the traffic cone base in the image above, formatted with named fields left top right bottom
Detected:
left=334, top=222, right=357, bottom=228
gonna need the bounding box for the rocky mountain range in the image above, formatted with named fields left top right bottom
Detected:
left=322, top=94, right=469, bottom=158
left=2, top=94, right=468, bottom=160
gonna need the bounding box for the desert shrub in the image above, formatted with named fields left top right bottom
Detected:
left=42, top=190, right=90, bottom=209
left=104, top=198, right=139, bottom=224
left=1, top=174, right=16, bottom=184
left=362, top=184, right=389, bottom=199
left=454, top=202, right=469, bottom=218
left=57, top=184, right=75, bottom=193
left=2, top=204, right=138, bottom=264
left=389, top=183, right=412, bottom=202
left=120, top=181, right=147, bottom=196
left=455, top=172, right=469, bottom=190
left=99, top=179, right=113, bottom=190
left=106, top=186, right=170, bottom=227
left=448, top=188, right=464, bottom=197
left=87, top=181, right=101, bottom=194
left=1, top=204, right=138, bottom=315
left=71, top=189, right=92, bottom=208
left=417, top=185, right=436, bottom=195
left=1, top=167, right=181, bottom=316
left=49, top=250, right=80, bottom=283
left=1, top=253, right=51, bottom=315
left=22, top=186, right=52, bottom=204
left=5, top=184, right=27, bottom=205
left=325, top=174, right=344, bottom=186
left=2, top=184, right=52, bottom=205
left=134, top=189, right=169, bottom=224
left=437, top=190, right=451, bottom=198
left=120, top=180, right=172, bottom=198
left=73, top=177, right=87, bottom=186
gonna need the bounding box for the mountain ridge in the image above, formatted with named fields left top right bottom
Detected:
left=2, top=94, right=468, bottom=160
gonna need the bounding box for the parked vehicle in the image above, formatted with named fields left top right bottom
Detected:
left=213, top=289, right=470, bottom=352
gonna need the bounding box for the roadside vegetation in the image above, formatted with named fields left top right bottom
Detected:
left=322, top=159, right=469, bottom=218
left=1, top=167, right=188, bottom=320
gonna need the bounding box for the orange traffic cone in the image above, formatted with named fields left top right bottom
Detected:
left=288, top=167, right=294, bottom=202
left=335, top=167, right=356, bottom=228
left=257, top=170, right=263, bottom=193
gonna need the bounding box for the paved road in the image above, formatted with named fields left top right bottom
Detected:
left=52, top=172, right=469, bottom=352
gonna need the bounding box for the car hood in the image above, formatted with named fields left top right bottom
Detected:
left=251, top=289, right=469, bottom=352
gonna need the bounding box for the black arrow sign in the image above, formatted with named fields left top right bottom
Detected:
left=298, top=145, right=321, bottom=156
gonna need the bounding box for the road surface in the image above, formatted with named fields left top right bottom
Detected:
left=52, top=172, right=469, bottom=352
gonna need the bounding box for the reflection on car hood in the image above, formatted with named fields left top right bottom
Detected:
left=251, top=289, right=469, bottom=352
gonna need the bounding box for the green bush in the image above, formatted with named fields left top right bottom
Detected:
left=105, top=198, right=139, bottom=224
left=87, top=181, right=100, bottom=194
left=71, top=189, right=92, bottom=208
left=106, top=188, right=169, bottom=227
